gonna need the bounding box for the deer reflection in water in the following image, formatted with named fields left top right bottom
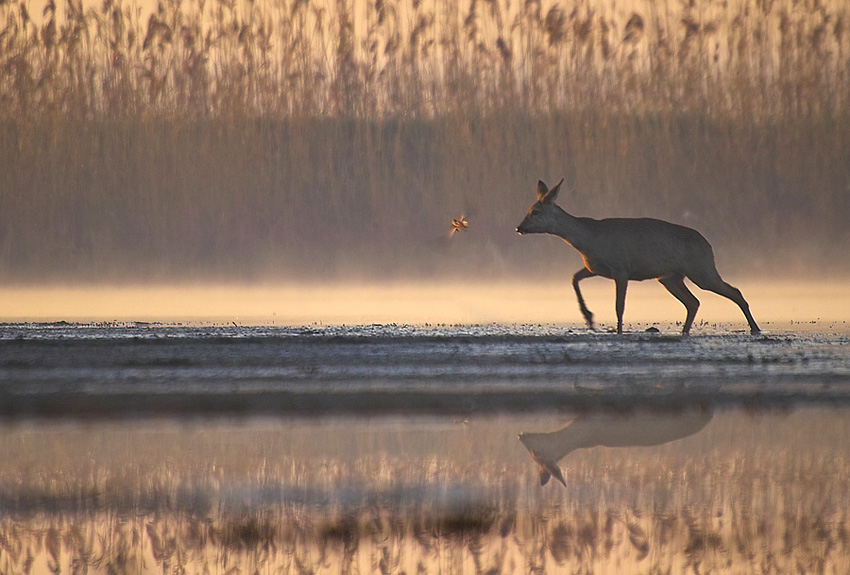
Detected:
left=519, top=408, right=714, bottom=487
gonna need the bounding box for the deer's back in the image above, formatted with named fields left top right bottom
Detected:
left=576, top=217, right=715, bottom=280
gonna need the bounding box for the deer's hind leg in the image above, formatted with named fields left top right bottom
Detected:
left=690, top=272, right=760, bottom=335
left=572, top=268, right=596, bottom=329
left=658, top=275, right=700, bottom=335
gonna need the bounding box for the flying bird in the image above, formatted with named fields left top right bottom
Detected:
left=450, top=215, right=469, bottom=236
left=428, top=207, right=474, bottom=252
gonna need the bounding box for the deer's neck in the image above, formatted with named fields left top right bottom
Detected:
left=522, top=421, right=594, bottom=463
left=550, top=206, right=593, bottom=251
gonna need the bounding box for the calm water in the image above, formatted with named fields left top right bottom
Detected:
left=1, top=323, right=849, bottom=417
left=1, top=323, right=849, bottom=574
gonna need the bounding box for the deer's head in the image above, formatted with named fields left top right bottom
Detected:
left=515, top=178, right=565, bottom=235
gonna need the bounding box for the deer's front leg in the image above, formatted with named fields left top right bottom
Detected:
left=615, top=278, right=628, bottom=334
left=572, top=268, right=596, bottom=329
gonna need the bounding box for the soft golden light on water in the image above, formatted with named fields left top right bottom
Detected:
left=2, top=409, right=850, bottom=574
left=1, top=281, right=847, bottom=330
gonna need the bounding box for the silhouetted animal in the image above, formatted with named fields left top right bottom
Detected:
left=516, top=179, right=760, bottom=335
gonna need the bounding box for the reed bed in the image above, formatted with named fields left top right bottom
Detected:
left=1, top=0, right=848, bottom=281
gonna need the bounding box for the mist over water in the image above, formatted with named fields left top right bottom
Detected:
left=0, top=281, right=847, bottom=330
left=4, top=114, right=848, bottom=283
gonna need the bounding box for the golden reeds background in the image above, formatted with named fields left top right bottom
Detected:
left=1, top=0, right=848, bottom=281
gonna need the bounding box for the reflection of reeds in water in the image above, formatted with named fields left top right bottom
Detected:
left=0, top=411, right=849, bottom=573
left=0, top=0, right=848, bottom=280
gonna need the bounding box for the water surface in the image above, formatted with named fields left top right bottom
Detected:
left=1, top=408, right=849, bottom=574
left=1, top=320, right=849, bottom=574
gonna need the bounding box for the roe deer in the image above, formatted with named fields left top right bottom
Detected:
left=519, top=408, right=713, bottom=487
left=516, top=179, right=760, bottom=335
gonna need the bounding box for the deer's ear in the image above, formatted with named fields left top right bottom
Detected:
left=541, top=178, right=564, bottom=203
left=536, top=181, right=549, bottom=202
left=538, top=465, right=551, bottom=486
